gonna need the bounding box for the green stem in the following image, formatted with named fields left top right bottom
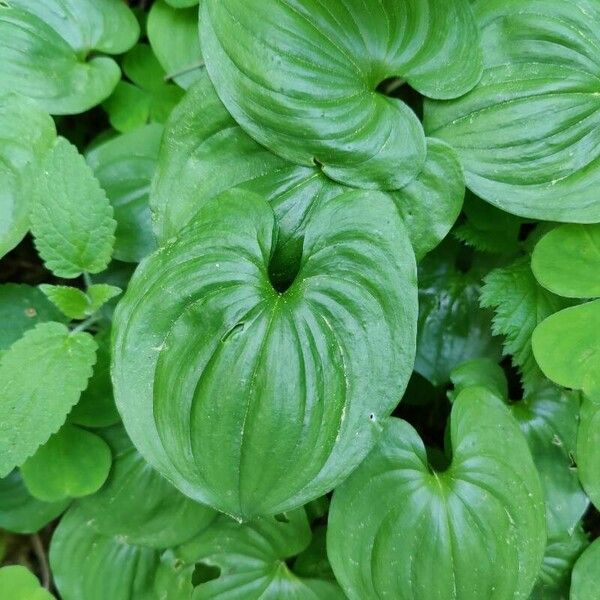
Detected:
left=71, top=315, right=100, bottom=334
left=164, top=61, right=205, bottom=83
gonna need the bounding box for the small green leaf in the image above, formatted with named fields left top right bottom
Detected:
left=21, top=424, right=112, bottom=503
left=328, top=389, right=546, bottom=600
left=0, top=322, right=97, bottom=477
left=86, top=124, right=161, bottom=262
left=39, top=285, right=90, bottom=320
left=102, top=81, right=151, bottom=133
left=0, top=565, right=54, bottom=600
left=570, top=538, right=600, bottom=600
left=449, top=358, right=508, bottom=403
left=0, top=470, right=68, bottom=534
left=481, top=256, right=569, bottom=393
left=0, top=0, right=139, bottom=114
left=532, top=224, right=600, bottom=298
left=30, top=137, right=116, bottom=278
left=147, top=0, right=203, bottom=89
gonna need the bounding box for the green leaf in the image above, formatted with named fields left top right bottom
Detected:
left=175, top=509, right=345, bottom=599
left=0, top=470, right=69, bottom=534
left=449, top=358, right=508, bottom=403
left=152, top=73, right=464, bottom=265
left=77, top=426, right=215, bottom=549
left=147, top=0, right=203, bottom=89
left=0, top=0, right=139, bottom=114
left=570, top=538, right=600, bottom=600
left=0, top=565, right=54, bottom=600
left=102, top=81, right=150, bottom=133
left=165, top=0, right=198, bottom=7
left=577, top=393, right=600, bottom=510
left=0, top=94, right=56, bottom=259
left=50, top=506, right=161, bottom=600
left=328, top=389, right=546, bottom=600
left=415, top=240, right=502, bottom=386
left=30, top=137, right=116, bottom=278
left=532, top=224, right=600, bottom=298
left=200, top=0, right=481, bottom=190
left=86, top=124, right=161, bottom=262
left=0, top=322, right=97, bottom=477
left=0, top=284, right=66, bottom=351
left=21, top=424, right=111, bottom=502
left=292, top=526, right=335, bottom=582
left=69, top=328, right=120, bottom=428
left=480, top=256, right=569, bottom=393
left=425, top=0, right=600, bottom=222
left=113, top=188, right=417, bottom=519
left=532, top=299, right=600, bottom=396
left=39, top=284, right=122, bottom=321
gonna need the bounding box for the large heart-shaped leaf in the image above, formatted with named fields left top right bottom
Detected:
left=113, top=188, right=417, bottom=519
left=0, top=0, right=139, bottom=114
left=425, top=0, right=600, bottom=222
left=200, top=0, right=481, bottom=190
left=327, top=388, right=546, bottom=600
left=76, top=426, right=215, bottom=549
left=152, top=73, right=464, bottom=266
left=0, top=95, right=56, bottom=259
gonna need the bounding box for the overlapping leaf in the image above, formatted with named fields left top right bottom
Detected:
left=570, top=538, right=600, bottom=600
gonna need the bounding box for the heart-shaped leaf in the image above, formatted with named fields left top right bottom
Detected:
left=200, top=0, right=481, bottom=190
left=425, top=0, right=600, bottom=222
left=152, top=73, right=464, bottom=265
left=570, top=538, right=600, bottom=600
left=0, top=0, right=139, bottom=114
left=113, top=188, right=417, bottom=519
left=328, top=388, right=546, bottom=600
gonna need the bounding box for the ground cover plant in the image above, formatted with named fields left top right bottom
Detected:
left=1, top=0, right=600, bottom=598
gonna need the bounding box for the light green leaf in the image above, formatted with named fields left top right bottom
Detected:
left=86, top=124, right=161, bottom=262
left=147, top=0, right=203, bottom=89
left=102, top=81, right=151, bottom=133
left=328, top=389, right=546, bottom=600
left=30, top=137, right=116, bottom=278
left=0, top=94, right=56, bottom=259
left=570, top=538, right=600, bottom=600
left=532, top=300, right=600, bottom=396
left=21, top=424, right=111, bottom=502
left=0, top=470, right=69, bottom=534
left=50, top=506, right=161, bottom=600
left=0, top=322, right=97, bottom=477
left=38, top=285, right=89, bottom=320
left=415, top=240, right=501, bottom=386
left=114, top=188, right=417, bottom=519
left=166, top=0, right=198, bottom=7
left=175, top=509, right=345, bottom=599
left=0, top=565, right=54, bottom=600
left=77, top=426, right=215, bottom=549
left=481, top=256, right=569, bottom=393
left=425, top=0, right=600, bottom=222
left=532, top=224, right=600, bottom=298
left=0, top=0, right=139, bottom=114
left=577, top=393, right=600, bottom=510
left=68, top=328, right=120, bottom=428
left=0, top=284, right=66, bottom=351
left=200, top=0, right=481, bottom=190
left=152, top=73, right=463, bottom=265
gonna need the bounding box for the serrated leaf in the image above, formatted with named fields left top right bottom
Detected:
left=481, top=256, right=569, bottom=393
left=86, top=124, right=161, bottom=262
left=175, top=509, right=345, bottom=599
left=0, top=284, right=66, bottom=351
left=0, top=94, right=56, bottom=259
left=0, top=470, right=68, bottom=534
left=0, top=322, right=97, bottom=477
left=0, top=565, right=55, bottom=600
left=328, top=389, right=546, bottom=600
left=30, top=137, right=116, bottom=278
left=114, top=188, right=417, bottom=519
left=0, top=0, right=139, bottom=114
left=76, top=426, right=216, bottom=549
left=200, top=0, right=481, bottom=190
left=532, top=223, right=600, bottom=299
left=570, top=538, right=600, bottom=600
left=152, top=73, right=463, bottom=265
left=425, top=0, right=600, bottom=222
left=39, top=285, right=90, bottom=320
left=147, top=0, right=203, bottom=89
left=21, top=424, right=111, bottom=503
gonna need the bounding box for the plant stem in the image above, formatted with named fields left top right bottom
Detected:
left=31, top=534, right=50, bottom=590
left=71, top=315, right=100, bottom=334
left=164, top=61, right=205, bottom=82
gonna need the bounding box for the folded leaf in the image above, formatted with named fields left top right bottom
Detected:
left=113, top=188, right=417, bottom=519
left=328, top=389, right=546, bottom=600
left=200, top=0, right=481, bottom=190
left=0, top=322, right=97, bottom=477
